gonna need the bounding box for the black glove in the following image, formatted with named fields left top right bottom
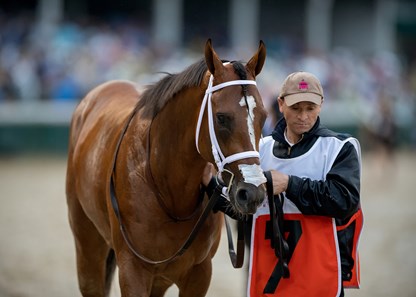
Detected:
left=202, top=177, right=243, bottom=220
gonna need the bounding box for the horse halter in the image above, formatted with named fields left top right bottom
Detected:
left=195, top=74, right=260, bottom=193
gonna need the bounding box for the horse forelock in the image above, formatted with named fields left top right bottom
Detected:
left=231, top=61, right=247, bottom=80
left=136, top=59, right=208, bottom=119
left=231, top=61, right=249, bottom=96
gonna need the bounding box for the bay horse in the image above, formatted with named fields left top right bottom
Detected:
left=66, top=39, right=267, bottom=297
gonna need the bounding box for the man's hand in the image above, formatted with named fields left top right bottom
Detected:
left=270, top=170, right=289, bottom=195
left=202, top=162, right=215, bottom=187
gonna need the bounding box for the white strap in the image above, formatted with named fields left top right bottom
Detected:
left=222, top=151, right=260, bottom=166
left=206, top=80, right=256, bottom=94
left=195, top=76, right=212, bottom=153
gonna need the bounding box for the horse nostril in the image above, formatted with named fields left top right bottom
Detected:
left=237, top=189, right=249, bottom=203
left=235, top=185, right=265, bottom=214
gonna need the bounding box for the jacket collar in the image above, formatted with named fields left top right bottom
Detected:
left=271, top=117, right=321, bottom=144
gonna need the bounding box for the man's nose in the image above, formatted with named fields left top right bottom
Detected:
left=297, top=110, right=308, bottom=120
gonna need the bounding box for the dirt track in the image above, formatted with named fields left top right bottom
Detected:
left=0, top=151, right=415, bottom=297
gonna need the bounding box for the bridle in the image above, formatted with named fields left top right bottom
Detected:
left=195, top=74, right=260, bottom=195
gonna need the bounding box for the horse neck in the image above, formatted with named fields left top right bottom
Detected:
left=148, top=87, right=206, bottom=213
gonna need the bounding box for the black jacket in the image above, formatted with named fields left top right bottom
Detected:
left=270, top=116, right=361, bottom=281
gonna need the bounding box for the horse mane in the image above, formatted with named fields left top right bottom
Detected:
left=137, top=59, right=247, bottom=119
left=137, top=59, right=207, bottom=118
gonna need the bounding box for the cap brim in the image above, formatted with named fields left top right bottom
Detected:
left=284, top=93, right=322, bottom=106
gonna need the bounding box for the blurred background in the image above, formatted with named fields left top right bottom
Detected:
left=0, top=0, right=415, bottom=296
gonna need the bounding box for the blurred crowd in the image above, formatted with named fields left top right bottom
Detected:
left=0, top=13, right=155, bottom=102
left=0, top=12, right=415, bottom=147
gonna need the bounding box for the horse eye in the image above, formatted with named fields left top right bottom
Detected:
left=216, top=113, right=232, bottom=130
left=217, top=114, right=226, bottom=125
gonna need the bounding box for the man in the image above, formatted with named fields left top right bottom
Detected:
left=203, top=71, right=363, bottom=297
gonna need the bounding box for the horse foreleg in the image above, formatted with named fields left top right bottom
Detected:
left=117, top=253, right=154, bottom=297
left=67, top=196, right=115, bottom=297
left=177, top=259, right=212, bottom=297
left=150, top=277, right=174, bottom=297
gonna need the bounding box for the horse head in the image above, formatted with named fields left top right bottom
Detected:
left=197, top=39, right=267, bottom=215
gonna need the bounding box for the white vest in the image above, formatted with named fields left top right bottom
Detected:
left=257, top=135, right=361, bottom=214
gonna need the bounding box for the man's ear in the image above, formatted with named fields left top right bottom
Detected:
left=277, top=97, right=284, bottom=113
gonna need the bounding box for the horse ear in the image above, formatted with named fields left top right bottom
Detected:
left=246, top=40, right=266, bottom=77
left=205, top=38, right=225, bottom=76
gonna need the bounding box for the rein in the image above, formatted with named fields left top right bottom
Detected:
left=225, top=216, right=246, bottom=268
left=264, top=171, right=290, bottom=279
left=110, top=177, right=222, bottom=265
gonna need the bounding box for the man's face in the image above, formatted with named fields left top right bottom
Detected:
left=278, top=98, right=322, bottom=137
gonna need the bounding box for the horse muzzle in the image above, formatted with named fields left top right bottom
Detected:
left=232, top=182, right=266, bottom=214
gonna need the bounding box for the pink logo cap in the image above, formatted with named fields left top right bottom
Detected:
left=299, top=80, right=308, bottom=90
